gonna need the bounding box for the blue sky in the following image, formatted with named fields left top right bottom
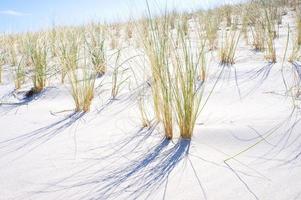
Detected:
left=0, top=0, right=240, bottom=33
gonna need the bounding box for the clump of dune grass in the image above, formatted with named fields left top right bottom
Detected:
left=198, top=47, right=207, bottom=81
left=7, top=36, right=18, bottom=67
left=288, top=25, right=301, bottom=63
left=111, top=49, right=130, bottom=100
left=203, top=11, right=219, bottom=50
left=68, top=66, right=96, bottom=112
left=110, top=36, right=117, bottom=50
left=58, top=30, right=81, bottom=84
left=86, top=25, right=107, bottom=77
left=111, top=50, right=121, bottom=99
left=181, top=14, right=190, bottom=36
left=248, top=0, right=277, bottom=62
left=296, top=15, right=301, bottom=46
left=138, top=91, right=151, bottom=128
left=264, top=32, right=277, bottom=63
left=144, top=6, right=174, bottom=139
left=25, top=34, right=48, bottom=94
left=58, top=30, right=95, bottom=112
left=219, top=27, right=241, bottom=65
left=247, top=2, right=266, bottom=51
left=222, top=5, right=233, bottom=27
left=6, top=36, right=25, bottom=89
left=168, top=11, right=178, bottom=30
left=0, top=36, right=5, bottom=84
left=195, top=27, right=207, bottom=81
left=13, top=59, right=25, bottom=90
left=171, top=27, right=207, bottom=139
left=137, top=18, right=149, bottom=48
left=21, top=36, right=33, bottom=68
left=110, top=25, right=120, bottom=49
left=262, top=0, right=277, bottom=63
left=126, top=21, right=134, bottom=40
left=143, top=2, right=211, bottom=140
left=10, top=42, right=25, bottom=90
left=48, top=25, right=58, bottom=58
left=241, top=9, right=250, bottom=44
left=250, top=21, right=266, bottom=51
left=0, top=50, right=5, bottom=84
left=288, top=15, right=301, bottom=63
left=67, top=49, right=96, bottom=112
left=288, top=12, right=301, bottom=63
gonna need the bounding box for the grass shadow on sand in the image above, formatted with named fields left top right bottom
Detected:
left=34, top=124, right=208, bottom=200
left=0, top=87, right=57, bottom=115
left=291, top=61, right=301, bottom=80
left=0, top=111, right=85, bottom=161
left=239, top=62, right=275, bottom=97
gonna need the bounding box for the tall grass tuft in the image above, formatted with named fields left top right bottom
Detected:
left=203, top=11, right=219, bottom=50
left=67, top=46, right=96, bottom=112
left=138, top=91, right=151, bottom=128
left=241, top=9, right=250, bottom=44
left=250, top=22, right=266, bottom=51
left=172, top=27, right=207, bottom=139
left=0, top=50, right=5, bottom=84
left=111, top=49, right=129, bottom=100
left=223, top=5, right=233, bottom=27
left=7, top=36, right=25, bottom=89
left=86, top=25, right=107, bottom=77
left=144, top=6, right=174, bottom=139
left=248, top=2, right=266, bottom=51
left=297, top=14, right=301, bottom=46
left=262, top=0, right=277, bottom=63
left=49, top=25, right=58, bottom=58
left=25, top=34, right=48, bottom=93
left=219, top=28, right=241, bottom=65
left=58, top=30, right=81, bottom=84
left=289, top=23, right=301, bottom=63
left=68, top=65, right=96, bottom=112
left=144, top=2, right=210, bottom=140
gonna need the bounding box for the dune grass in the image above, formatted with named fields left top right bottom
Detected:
left=262, top=1, right=277, bottom=63
left=126, top=21, right=134, bottom=40
left=0, top=50, right=5, bottom=84
left=250, top=21, right=266, bottom=51
left=49, top=26, right=58, bottom=58
left=241, top=6, right=251, bottom=44
left=25, top=34, right=48, bottom=93
left=6, top=36, right=25, bottom=90
left=110, top=49, right=130, bottom=100
left=143, top=2, right=210, bottom=139
left=203, top=11, right=219, bottom=50
left=297, top=14, right=301, bottom=46
left=289, top=13, right=301, bottom=62
left=172, top=25, right=207, bottom=139
left=289, top=26, right=301, bottom=63
left=58, top=30, right=81, bottom=84
left=138, top=91, right=151, bottom=128
left=0, top=0, right=299, bottom=139
left=86, top=25, right=107, bottom=77
left=59, top=30, right=96, bottom=112
left=247, top=2, right=266, bottom=51
left=144, top=7, right=174, bottom=139
left=219, top=27, right=241, bottom=65
left=222, top=5, right=233, bottom=27
left=146, top=21, right=173, bottom=139
left=68, top=64, right=96, bottom=112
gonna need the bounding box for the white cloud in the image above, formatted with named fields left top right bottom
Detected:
left=0, top=10, right=31, bottom=16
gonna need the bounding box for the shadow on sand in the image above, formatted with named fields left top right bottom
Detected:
left=34, top=124, right=200, bottom=200
left=0, top=111, right=85, bottom=160
left=0, top=87, right=56, bottom=115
